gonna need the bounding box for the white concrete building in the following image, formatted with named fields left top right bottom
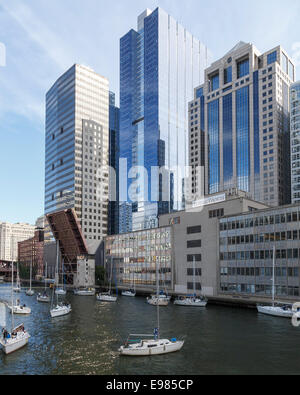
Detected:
left=0, top=222, right=36, bottom=261
left=189, top=42, right=295, bottom=208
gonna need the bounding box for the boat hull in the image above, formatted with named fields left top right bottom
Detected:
left=74, top=290, right=95, bottom=296
left=122, top=291, right=136, bottom=297
left=119, top=340, right=184, bottom=356
left=26, top=290, right=35, bottom=296
left=37, top=296, right=50, bottom=303
left=147, top=298, right=169, bottom=306
left=0, top=332, right=30, bottom=355
left=55, top=289, right=66, bottom=296
left=8, top=306, right=31, bottom=315
left=50, top=305, right=71, bottom=318
left=174, top=298, right=207, bottom=307
left=257, top=305, right=294, bottom=318
left=96, top=294, right=117, bottom=302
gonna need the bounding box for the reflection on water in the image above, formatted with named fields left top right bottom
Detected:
left=1, top=283, right=300, bottom=375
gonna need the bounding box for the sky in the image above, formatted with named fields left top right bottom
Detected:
left=0, top=0, right=300, bottom=225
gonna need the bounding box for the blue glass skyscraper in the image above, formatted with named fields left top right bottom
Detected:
left=119, top=7, right=210, bottom=232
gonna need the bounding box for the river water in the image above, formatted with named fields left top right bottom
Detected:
left=0, top=283, right=300, bottom=375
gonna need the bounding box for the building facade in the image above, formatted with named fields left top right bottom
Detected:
left=108, top=91, right=120, bottom=235
left=291, top=81, right=300, bottom=204
left=0, top=222, right=36, bottom=261
left=159, top=190, right=267, bottom=297
left=105, top=190, right=267, bottom=297
left=219, top=204, right=300, bottom=301
left=45, top=64, right=109, bottom=250
left=18, top=230, right=44, bottom=277
left=119, top=7, right=210, bottom=233
left=105, top=226, right=173, bottom=292
left=189, top=42, right=295, bottom=207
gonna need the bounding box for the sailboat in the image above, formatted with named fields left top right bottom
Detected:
left=147, top=268, right=170, bottom=306
left=25, top=258, right=34, bottom=296
left=122, top=269, right=136, bottom=297
left=119, top=258, right=184, bottom=356
left=55, top=255, right=66, bottom=296
left=13, top=262, right=21, bottom=293
left=97, top=258, right=117, bottom=302
left=174, top=256, right=207, bottom=307
left=74, top=262, right=95, bottom=296
left=257, top=246, right=295, bottom=318
left=37, top=262, right=50, bottom=303
left=0, top=261, right=30, bottom=354
left=50, top=242, right=71, bottom=318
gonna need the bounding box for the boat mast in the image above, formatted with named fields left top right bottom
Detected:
left=11, top=258, right=14, bottom=332
left=272, top=245, right=276, bottom=307
left=29, top=254, right=32, bottom=292
left=156, top=258, right=160, bottom=340
left=193, top=255, right=196, bottom=297
left=45, top=261, right=47, bottom=292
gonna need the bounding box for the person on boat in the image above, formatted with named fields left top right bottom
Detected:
left=2, top=328, right=8, bottom=339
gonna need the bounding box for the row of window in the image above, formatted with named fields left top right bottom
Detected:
left=220, top=249, right=300, bottom=261
left=221, top=230, right=300, bottom=245
left=220, top=284, right=299, bottom=297
left=220, top=266, right=299, bottom=277
left=220, top=212, right=300, bottom=230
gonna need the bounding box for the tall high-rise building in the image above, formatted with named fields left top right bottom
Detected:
left=45, top=64, right=109, bottom=248
left=189, top=42, right=295, bottom=207
left=108, top=91, right=120, bottom=235
left=291, top=81, right=300, bottom=204
left=0, top=222, right=36, bottom=261
left=119, top=7, right=210, bottom=232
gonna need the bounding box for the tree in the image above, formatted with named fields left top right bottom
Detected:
left=95, top=265, right=107, bottom=287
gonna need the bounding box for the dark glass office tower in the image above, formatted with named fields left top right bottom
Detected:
left=119, top=7, right=210, bottom=232
left=108, top=92, right=120, bottom=235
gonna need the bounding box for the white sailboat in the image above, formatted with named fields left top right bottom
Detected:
left=8, top=299, right=31, bottom=315
left=97, top=257, right=117, bottom=302
left=50, top=242, right=71, bottom=318
left=13, top=262, right=21, bottom=293
left=119, top=258, right=184, bottom=356
left=174, top=256, right=207, bottom=307
left=55, top=255, right=66, bottom=296
left=37, top=262, right=50, bottom=303
left=122, top=270, right=136, bottom=297
left=25, top=258, right=34, bottom=296
left=74, top=287, right=96, bottom=296
left=0, top=261, right=30, bottom=354
left=74, top=262, right=95, bottom=295
left=257, top=246, right=295, bottom=318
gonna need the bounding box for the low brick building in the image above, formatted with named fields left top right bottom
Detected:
left=18, top=230, right=44, bottom=278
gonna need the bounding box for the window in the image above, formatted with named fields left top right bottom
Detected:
left=187, top=240, right=202, bottom=249
left=237, top=58, right=249, bottom=79
left=224, top=66, right=232, bottom=84
left=210, top=73, right=219, bottom=92
left=187, top=268, right=202, bottom=276
left=267, top=51, right=277, bottom=65
left=209, top=209, right=224, bottom=218
left=187, top=226, right=202, bottom=235
left=187, top=282, right=201, bottom=291
left=187, top=254, right=202, bottom=262
left=196, top=87, right=204, bottom=98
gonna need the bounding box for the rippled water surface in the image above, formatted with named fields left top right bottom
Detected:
left=1, top=283, right=300, bottom=375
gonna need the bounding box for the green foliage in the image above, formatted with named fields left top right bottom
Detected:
left=95, top=265, right=107, bottom=287
left=18, top=263, right=38, bottom=280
